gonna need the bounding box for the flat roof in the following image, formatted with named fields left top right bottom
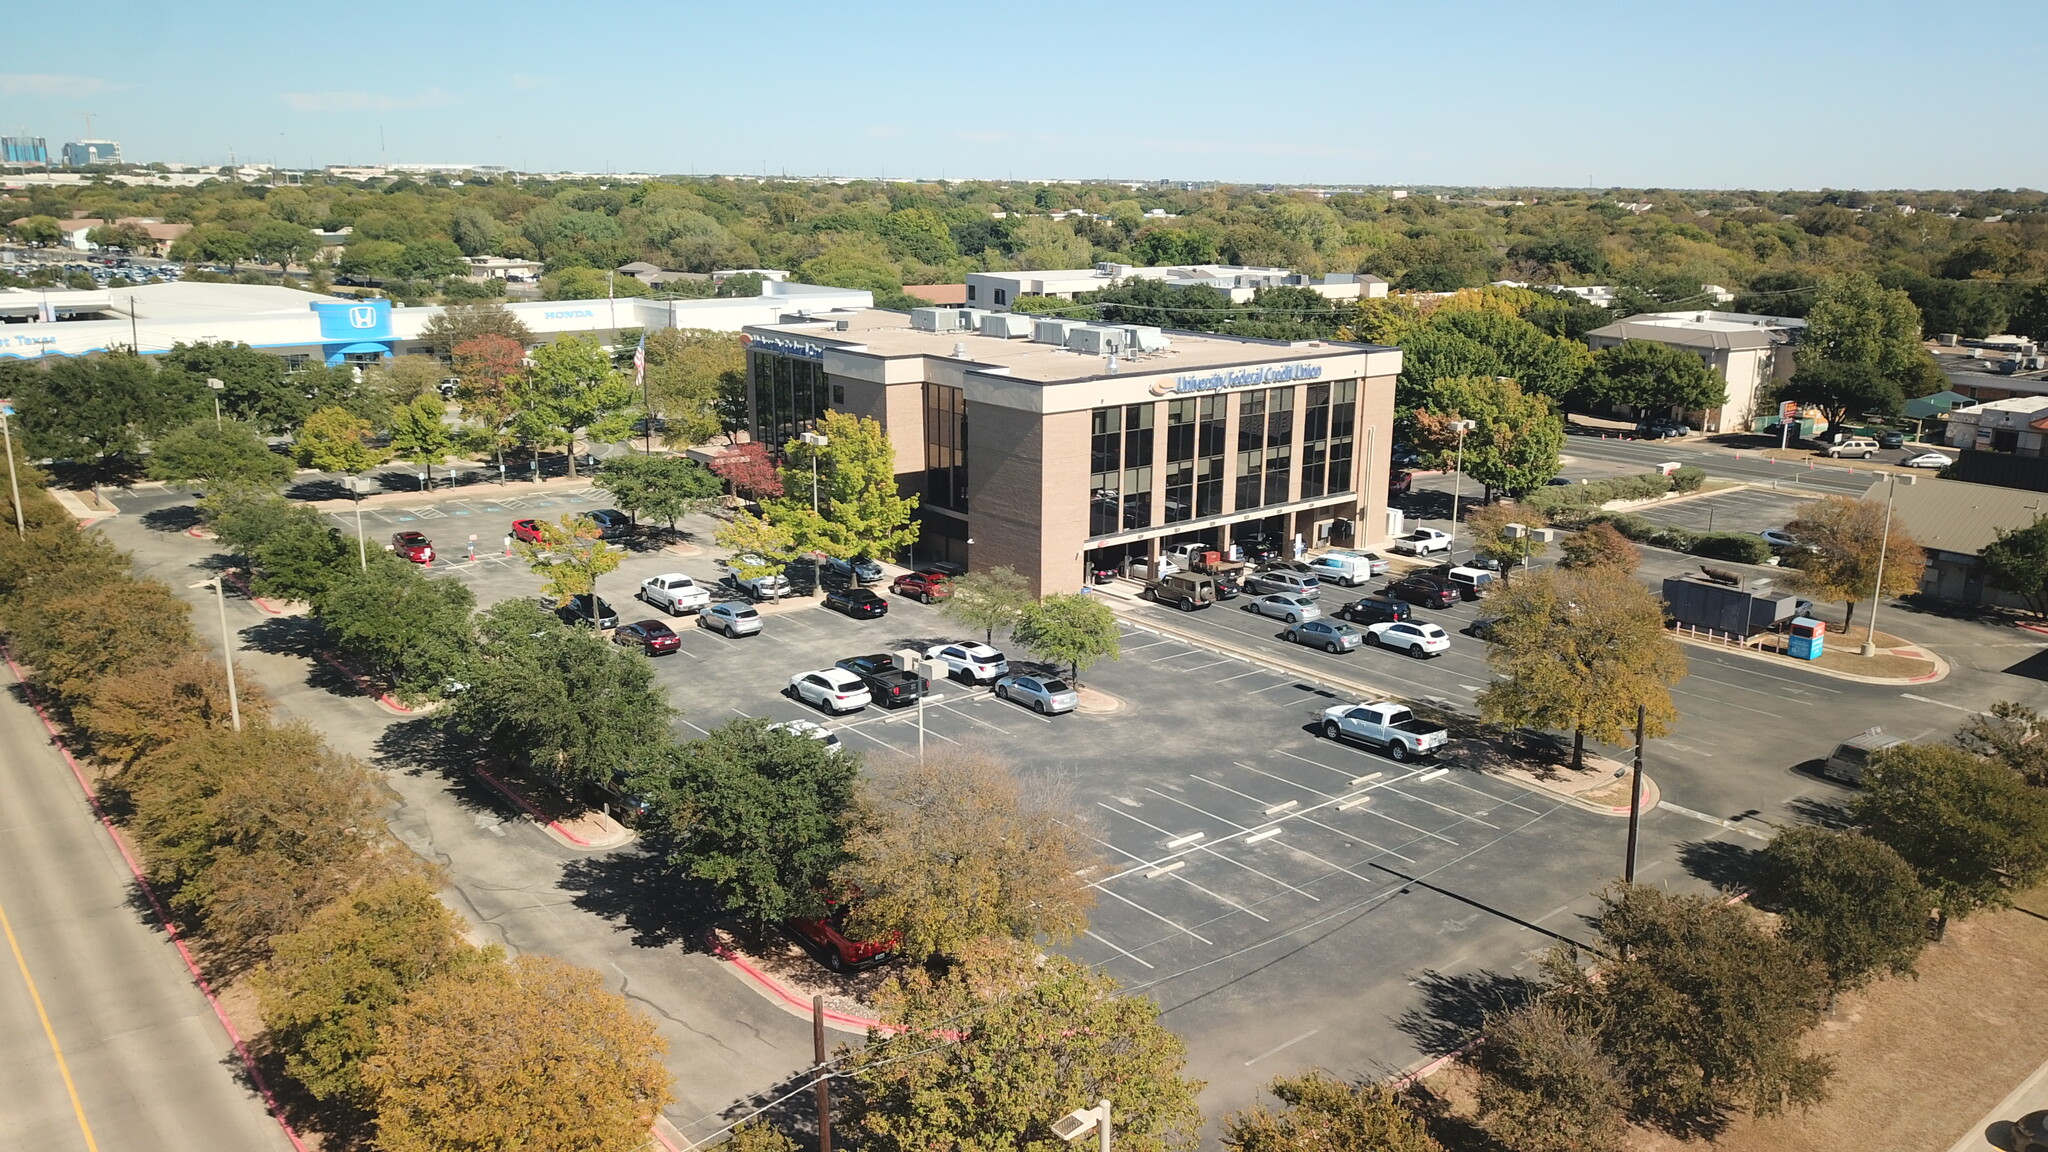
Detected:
left=750, top=309, right=1388, bottom=385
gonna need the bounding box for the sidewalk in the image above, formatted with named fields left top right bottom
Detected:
left=1947, top=1057, right=2048, bottom=1152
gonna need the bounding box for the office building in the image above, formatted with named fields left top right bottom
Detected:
left=61, top=139, right=121, bottom=167
left=1584, top=310, right=1806, bottom=432
left=2, top=136, right=49, bottom=166
left=742, top=307, right=1400, bottom=593
left=964, top=263, right=1385, bottom=311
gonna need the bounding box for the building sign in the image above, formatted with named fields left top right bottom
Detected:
left=311, top=297, right=393, bottom=341
left=7, top=334, right=57, bottom=349
left=1151, top=362, right=1324, bottom=396
left=543, top=308, right=596, bottom=320
left=741, top=333, right=827, bottom=361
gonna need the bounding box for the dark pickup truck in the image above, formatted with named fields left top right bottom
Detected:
left=834, top=654, right=928, bottom=709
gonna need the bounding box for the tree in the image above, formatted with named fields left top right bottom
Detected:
left=1559, top=883, right=1832, bottom=1130
left=1015, top=592, right=1120, bottom=685
left=295, top=405, right=390, bottom=475
left=712, top=511, right=800, bottom=584
left=1781, top=495, right=1923, bottom=633
left=176, top=223, right=253, bottom=270
left=1753, top=827, right=1929, bottom=991
left=1411, top=375, right=1565, bottom=499
left=1559, top=522, right=1640, bottom=573
left=516, top=512, right=625, bottom=625
left=248, top=219, right=320, bottom=277
left=9, top=351, right=197, bottom=463
left=78, top=652, right=260, bottom=770
left=1586, top=339, right=1728, bottom=414
left=1465, top=502, right=1548, bottom=577
left=838, top=750, right=1098, bottom=962
left=1852, top=742, right=2048, bottom=915
left=246, top=505, right=352, bottom=603
left=256, top=876, right=496, bottom=1108
left=312, top=555, right=476, bottom=702
left=143, top=418, right=291, bottom=488
left=362, top=954, right=671, bottom=1152
left=1980, top=514, right=2048, bottom=617
left=1222, top=1071, right=1441, bottom=1152
left=708, top=441, right=783, bottom=500
left=642, top=328, right=743, bottom=447
left=387, top=395, right=459, bottom=488
left=156, top=341, right=315, bottom=435
left=593, top=454, right=722, bottom=531
left=419, top=301, right=534, bottom=358
left=941, top=565, right=1033, bottom=644
left=1780, top=272, right=1928, bottom=429
left=451, top=333, right=527, bottom=468
left=1955, top=701, right=2048, bottom=788
left=765, top=410, right=921, bottom=564
left=512, top=335, right=637, bottom=477
left=1477, top=566, right=1687, bottom=770
left=629, top=717, right=858, bottom=926
left=88, top=221, right=157, bottom=253
left=8, top=579, right=198, bottom=706
left=1467, top=1001, right=1627, bottom=1152
left=452, top=600, right=673, bottom=794
left=11, top=214, right=61, bottom=246
left=847, top=937, right=1203, bottom=1152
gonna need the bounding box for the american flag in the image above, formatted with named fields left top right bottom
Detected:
left=632, top=332, right=646, bottom=388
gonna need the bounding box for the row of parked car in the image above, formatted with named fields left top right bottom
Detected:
left=786, top=641, right=1079, bottom=716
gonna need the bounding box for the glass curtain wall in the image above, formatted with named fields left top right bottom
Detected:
left=1235, top=391, right=1265, bottom=511
left=1122, top=403, right=1154, bottom=531
left=750, top=351, right=827, bottom=453
left=1327, top=380, right=1358, bottom=493
left=923, top=383, right=968, bottom=512
left=1164, top=399, right=1195, bottom=525
left=1090, top=407, right=1122, bottom=537
left=1196, top=395, right=1225, bottom=518
left=1263, top=387, right=1295, bottom=505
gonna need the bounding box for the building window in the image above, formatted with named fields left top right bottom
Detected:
left=751, top=351, right=827, bottom=453
left=1089, top=406, right=1122, bottom=536
left=1164, top=399, right=1195, bottom=524
left=1235, top=391, right=1265, bottom=511
left=1300, top=383, right=1331, bottom=499
left=1123, top=403, right=1154, bottom=530
left=1196, top=395, right=1225, bottom=518
left=966, top=284, right=977, bottom=302
left=1264, top=386, right=1295, bottom=506
left=281, top=354, right=309, bottom=370
left=1327, top=380, right=1357, bottom=494
left=832, top=383, right=845, bottom=405
left=924, top=383, right=967, bottom=512
left=994, top=288, right=1008, bottom=306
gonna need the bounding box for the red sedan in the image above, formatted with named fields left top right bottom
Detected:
left=390, top=530, right=435, bottom=564
left=612, top=620, right=682, bottom=655
left=786, top=905, right=899, bottom=972
left=511, top=518, right=545, bottom=544
left=890, top=570, right=951, bottom=604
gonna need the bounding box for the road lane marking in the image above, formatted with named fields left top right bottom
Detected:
left=1656, top=800, right=1772, bottom=841
left=1244, top=1029, right=1321, bottom=1066
left=0, top=894, right=102, bottom=1152
left=1900, top=692, right=1984, bottom=715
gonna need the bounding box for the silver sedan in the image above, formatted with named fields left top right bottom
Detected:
left=1244, top=593, right=1321, bottom=623
left=993, top=673, right=1079, bottom=715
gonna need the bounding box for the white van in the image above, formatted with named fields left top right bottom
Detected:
left=1306, top=551, right=1385, bottom=587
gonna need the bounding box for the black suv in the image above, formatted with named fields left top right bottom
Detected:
left=585, top=509, right=633, bottom=540
left=823, top=586, right=889, bottom=619
left=1338, top=597, right=1411, bottom=625
left=557, top=594, right=620, bottom=629
left=1385, top=576, right=1457, bottom=609
left=834, top=653, right=926, bottom=708
left=1233, top=532, right=1283, bottom=563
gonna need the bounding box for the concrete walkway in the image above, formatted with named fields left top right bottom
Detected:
left=1947, top=1056, right=2048, bottom=1152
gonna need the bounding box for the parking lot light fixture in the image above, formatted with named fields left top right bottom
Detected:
left=207, top=377, right=225, bottom=428
left=1447, top=420, right=1476, bottom=557
left=1051, top=1100, right=1112, bottom=1152
left=1861, top=472, right=1916, bottom=657
left=800, top=431, right=829, bottom=514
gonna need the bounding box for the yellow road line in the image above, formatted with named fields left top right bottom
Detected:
left=0, top=894, right=101, bottom=1152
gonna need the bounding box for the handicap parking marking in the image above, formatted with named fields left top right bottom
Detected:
left=406, top=506, right=449, bottom=518
left=497, top=497, right=529, bottom=509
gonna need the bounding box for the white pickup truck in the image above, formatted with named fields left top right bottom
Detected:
left=1320, top=701, right=1449, bottom=761
left=1390, top=528, right=1453, bottom=556
left=639, top=573, right=711, bottom=616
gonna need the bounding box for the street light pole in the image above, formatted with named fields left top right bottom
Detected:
left=1, top=400, right=23, bottom=539
left=1447, top=419, right=1475, bottom=559
left=345, top=476, right=367, bottom=570
left=1624, top=703, right=1644, bottom=883
left=1860, top=471, right=1915, bottom=657
left=208, top=376, right=224, bottom=429
left=194, top=578, right=243, bottom=732
left=800, top=431, right=829, bottom=514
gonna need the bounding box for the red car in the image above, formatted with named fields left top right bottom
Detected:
left=391, top=530, right=435, bottom=563
left=511, top=518, right=545, bottom=544
left=612, top=620, right=682, bottom=655
left=890, top=570, right=951, bottom=604
left=786, top=904, right=899, bottom=972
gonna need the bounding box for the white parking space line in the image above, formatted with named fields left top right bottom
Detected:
left=1085, top=831, right=1272, bottom=922
left=1180, top=657, right=1241, bottom=673
left=1900, top=692, right=1985, bottom=715
left=1243, top=1028, right=1320, bottom=1066
left=1083, top=929, right=1155, bottom=969
left=1215, top=668, right=1268, bottom=684
left=1101, top=805, right=1323, bottom=901
left=1657, top=800, right=1772, bottom=842
left=1092, top=884, right=1215, bottom=946
left=1194, top=774, right=1460, bottom=845
left=1671, top=686, right=1778, bottom=717
left=1243, top=679, right=1303, bottom=695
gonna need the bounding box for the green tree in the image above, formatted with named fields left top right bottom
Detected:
left=156, top=340, right=315, bottom=435
left=847, top=937, right=1203, bottom=1152
left=1014, top=591, right=1120, bottom=685
left=1222, top=1071, right=1442, bottom=1152
left=387, top=395, right=459, bottom=488
left=295, top=405, right=390, bottom=474
left=765, top=410, right=920, bottom=565
left=838, top=749, right=1098, bottom=963
left=362, top=954, right=671, bottom=1152
left=642, top=328, right=743, bottom=446
left=88, top=222, right=157, bottom=252
left=312, top=555, right=476, bottom=701
left=1586, top=339, right=1728, bottom=413
left=630, top=717, right=858, bottom=926
left=419, top=301, right=534, bottom=358
left=452, top=599, right=675, bottom=793
left=8, top=579, right=197, bottom=706
left=1467, top=1000, right=1627, bottom=1152
left=1411, top=375, right=1565, bottom=499
left=512, top=335, right=637, bottom=477
left=1780, top=272, right=1930, bottom=429
left=1478, top=566, right=1688, bottom=770
left=542, top=265, right=649, bottom=300
left=1852, top=742, right=2048, bottom=915
left=11, top=214, right=61, bottom=246
left=1754, top=827, right=1929, bottom=991
left=1981, top=514, right=2048, bottom=617
left=1559, top=522, right=1640, bottom=573
left=593, top=454, right=722, bottom=531
left=249, top=219, right=320, bottom=278
left=256, top=876, right=497, bottom=1108
left=515, top=513, right=625, bottom=625
left=1955, top=701, right=2048, bottom=788
left=1781, top=495, right=1924, bottom=633
left=144, top=418, right=292, bottom=487
left=712, top=510, right=801, bottom=584
left=940, top=564, right=1033, bottom=643
left=243, top=502, right=351, bottom=603
left=8, top=351, right=197, bottom=463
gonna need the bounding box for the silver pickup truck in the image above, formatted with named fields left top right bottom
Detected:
left=1320, top=701, right=1449, bottom=761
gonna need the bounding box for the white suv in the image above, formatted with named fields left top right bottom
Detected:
left=924, top=642, right=1009, bottom=684
left=1825, top=437, right=1879, bottom=459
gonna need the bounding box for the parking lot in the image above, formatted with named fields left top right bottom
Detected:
left=1627, top=485, right=1818, bottom=535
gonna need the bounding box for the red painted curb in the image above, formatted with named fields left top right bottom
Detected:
left=2020, top=622, right=2048, bottom=637
left=469, top=764, right=592, bottom=847
left=216, top=570, right=288, bottom=616
left=310, top=651, right=415, bottom=715
left=2, top=647, right=310, bottom=1152
left=706, top=937, right=900, bottom=1032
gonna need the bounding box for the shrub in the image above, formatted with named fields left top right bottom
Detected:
left=1599, top=513, right=1656, bottom=542
left=1693, top=532, right=1773, bottom=564
left=1668, top=465, right=1707, bottom=493
left=1650, top=525, right=1700, bottom=552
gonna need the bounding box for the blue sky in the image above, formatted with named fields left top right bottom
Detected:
left=7, top=1, right=2042, bottom=188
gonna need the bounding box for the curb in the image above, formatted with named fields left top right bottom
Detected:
left=311, top=651, right=416, bottom=715
left=1, top=646, right=311, bottom=1152
left=1668, top=629, right=1950, bottom=685
left=702, top=935, right=899, bottom=1036
left=216, top=569, right=290, bottom=617
left=465, top=764, right=628, bottom=851
left=1478, top=763, right=1661, bottom=817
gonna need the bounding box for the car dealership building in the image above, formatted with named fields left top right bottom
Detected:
left=742, top=307, right=1401, bottom=594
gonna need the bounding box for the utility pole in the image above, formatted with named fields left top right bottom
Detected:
left=812, top=996, right=833, bottom=1152
left=1, top=400, right=24, bottom=538
left=1624, top=703, right=1645, bottom=884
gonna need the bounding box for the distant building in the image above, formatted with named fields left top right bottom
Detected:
left=965, top=263, right=1384, bottom=311
left=1868, top=475, right=2048, bottom=608
left=465, top=255, right=542, bottom=283
left=1944, top=395, right=2048, bottom=456
left=2, top=136, right=48, bottom=166
left=903, top=284, right=969, bottom=306
left=1492, top=282, right=1617, bottom=309
left=60, top=140, right=120, bottom=167
left=53, top=218, right=106, bottom=250
left=1584, top=310, right=1806, bottom=433
left=1934, top=339, right=2048, bottom=403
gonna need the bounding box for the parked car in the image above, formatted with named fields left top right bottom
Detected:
left=556, top=594, right=619, bottom=629
left=834, top=653, right=926, bottom=708
left=1212, top=573, right=1246, bottom=601
left=390, top=530, right=435, bottom=563
left=1365, top=620, right=1451, bottom=658
left=1248, top=569, right=1322, bottom=598
left=1337, top=596, right=1410, bottom=625
left=786, top=903, right=897, bottom=972
left=1257, top=558, right=1315, bottom=576
left=1146, top=572, right=1217, bottom=612
left=1876, top=430, right=1906, bottom=449
left=822, top=586, right=889, bottom=619
left=993, top=672, right=1079, bottom=715
left=697, top=601, right=762, bottom=638
left=583, top=508, right=633, bottom=539
left=1320, top=701, right=1449, bottom=761
left=1467, top=616, right=1500, bottom=641
left=1388, top=470, right=1413, bottom=496
left=613, top=619, right=682, bottom=655
left=890, top=570, right=950, bottom=603
left=592, top=770, right=651, bottom=825
left=1390, top=527, right=1453, bottom=556
left=1902, top=451, right=1953, bottom=469
left=1824, top=437, right=1880, bottom=460
left=788, top=668, right=872, bottom=714
left=1233, top=532, right=1284, bottom=562
left=824, top=555, right=885, bottom=584
left=1307, top=550, right=1387, bottom=586
left=1245, top=593, right=1320, bottom=623
left=1384, top=576, right=1457, bottom=609
left=1820, top=726, right=1904, bottom=785
left=511, top=518, right=546, bottom=544
left=639, top=572, right=711, bottom=615
left=1635, top=419, right=1689, bottom=439
left=1758, top=528, right=1801, bottom=551
left=767, top=718, right=844, bottom=754
left=1425, top=564, right=1497, bottom=601
left=1287, top=618, right=1363, bottom=653
left=924, top=641, right=1009, bottom=684
left=721, top=555, right=794, bottom=600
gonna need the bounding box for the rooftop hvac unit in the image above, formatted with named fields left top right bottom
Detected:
left=979, top=313, right=1032, bottom=338
left=1066, top=326, right=1125, bottom=355
left=1033, top=318, right=1083, bottom=344
left=1121, top=325, right=1171, bottom=352
left=955, top=307, right=991, bottom=331
left=911, top=307, right=963, bottom=333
